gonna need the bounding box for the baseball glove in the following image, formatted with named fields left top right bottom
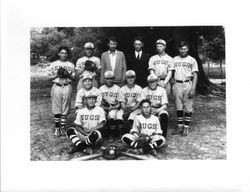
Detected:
left=57, top=67, right=69, bottom=78
left=101, top=98, right=110, bottom=108
left=84, top=60, right=96, bottom=72
left=102, top=145, right=121, bottom=160
left=136, top=134, right=151, bottom=149
left=122, top=107, right=132, bottom=121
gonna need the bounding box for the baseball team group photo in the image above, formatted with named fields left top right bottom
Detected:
left=30, top=26, right=226, bottom=160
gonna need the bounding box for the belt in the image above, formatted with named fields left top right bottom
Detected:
left=55, top=82, right=71, bottom=87
left=176, top=79, right=192, bottom=83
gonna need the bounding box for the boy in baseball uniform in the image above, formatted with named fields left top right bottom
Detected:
left=122, top=99, right=165, bottom=156
left=47, top=46, right=76, bottom=136
left=75, top=74, right=102, bottom=111
left=140, top=74, right=169, bottom=137
left=172, top=41, right=198, bottom=136
left=148, top=39, right=174, bottom=97
left=99, top=71, right=121, bottom=142
left=117, top=70, right=142, bottom=133
left=75, top=42, right=101, bottom=90
left=66, top=91, right=106, bottom=154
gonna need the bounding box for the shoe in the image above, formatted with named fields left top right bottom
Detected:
left=55, top=128, right=61, bottom=136
left=172, top=126, right=183, bottom=135
left=60, top=127, right=67, bottom=136
left=83, top=147, right=93, bottom=155
left=127, top=148, right=142, bottom=155
left=68, top=145, right=81, bottom=154
left=182, top=127, right=189, bottom=136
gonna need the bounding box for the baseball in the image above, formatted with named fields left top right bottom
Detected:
left=109, top=149, right=115, bottom=155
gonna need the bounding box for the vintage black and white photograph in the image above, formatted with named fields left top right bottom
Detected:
left=30, top=26, right=226, bottom=161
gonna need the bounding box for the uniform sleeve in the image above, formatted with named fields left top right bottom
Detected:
left=154, top=117, right=163, bottom=135
left=75, top=89, right=83, bottom=108
left=130, top=116, right=140, bottom=134
left=74, top=111, right=82, bottom=125
left=168, top=58, right=175, bottom=71
left=96, top=89, right=103, bottom=106
left=148, top=56, right=155, bottom=71
left=140, top=88, right=147, bottom=101
left=191, top=58, right=199, bottom=73
left=75, top=58, right=83, bottom=71
left=98, top=108, right=106, bottom=124
left=118, top=88, right=126, bottom=102
left=161, top=88, right=168, bottom=105
left=47, top=62, right=56, bottom=75
left=96, top=58, right=101, bottom=69
left=136, top=87, right=143, bottom=103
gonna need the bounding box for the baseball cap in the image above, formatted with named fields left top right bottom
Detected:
left=147, top=74, right=158, bottom=82
left=126, top=70, right=136, bottom=78
left=84, top=42, right=94, bottom=49
left=85, top=91, right=97, bottom=98
left=156, top=39, right=166, bottom=47
left=82, top=74, right=93, bottom=81
left=104, top=71, right=114, bottom=78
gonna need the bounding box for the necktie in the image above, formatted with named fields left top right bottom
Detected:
left=136, top=52, right=140, bottom=60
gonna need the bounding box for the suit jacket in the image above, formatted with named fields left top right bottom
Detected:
left=126, top=51, right=150, bottom=88
left=100, top=50, right=127, bottom=84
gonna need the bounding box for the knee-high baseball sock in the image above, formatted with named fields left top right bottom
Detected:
left=60, top=115, right=67, bottom=129
left=54, top=114, right=61, bottom=128
left=86, top=130, right=101, bottom=145
left=159, top=114, right=168, bottom=137
left=149, top=139, right=164, bottom=149
left=184, top=112, right=192, bottom=128
left=122, top=136, right=138, bottom=148
left=66, top=128, right=82, bottom=147
left=177, top=110, right=184, bottom=128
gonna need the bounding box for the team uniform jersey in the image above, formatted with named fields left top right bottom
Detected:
left=75, top=56, right=101, bottom=77
left=75, top=87, right=102, bottom=108
left=118, top=84, right=142, bottom=107
left=173, top=55, right=199, bottom=81
left=141, top=86, right=168, bottom=108
left=47, top=60, right=75, bottom=84
left=74, top=106, right=106, bottom=134
left=130, top=114, right=162, bottom=136
left=148, top=54, right=174, bottom=78
left=172, top=55, right=199, bottom=113
left=99, top=84, right=120, bottom=105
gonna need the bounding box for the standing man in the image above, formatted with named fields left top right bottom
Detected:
left=47, top=46, right=76, bottom=136
left=148, top=39, right=174, bottom=97
left=172, top=41, right=198, bottom=136
left=126, top=36, right=150, bottom=88
left=75, top=42, right=101, bottom=90
left=100, top=36, right=127, bottom=87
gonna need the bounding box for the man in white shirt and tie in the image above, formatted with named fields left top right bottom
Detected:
left=100, top=36, right=127, bottom=87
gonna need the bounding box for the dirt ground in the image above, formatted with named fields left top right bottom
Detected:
left=30, top=65, right=226, bottom=161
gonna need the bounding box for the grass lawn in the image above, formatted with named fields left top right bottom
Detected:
left=30, top=64, right=226, bottom=160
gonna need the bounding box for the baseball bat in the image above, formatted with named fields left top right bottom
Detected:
left=121, top=152, right=155, bottom=160
left=71, top=153, right=102, bottom=161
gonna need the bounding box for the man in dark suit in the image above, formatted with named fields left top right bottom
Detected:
left=100, top=36, right=127, bottom=87
left=126, top=36, right=150, bottom=88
